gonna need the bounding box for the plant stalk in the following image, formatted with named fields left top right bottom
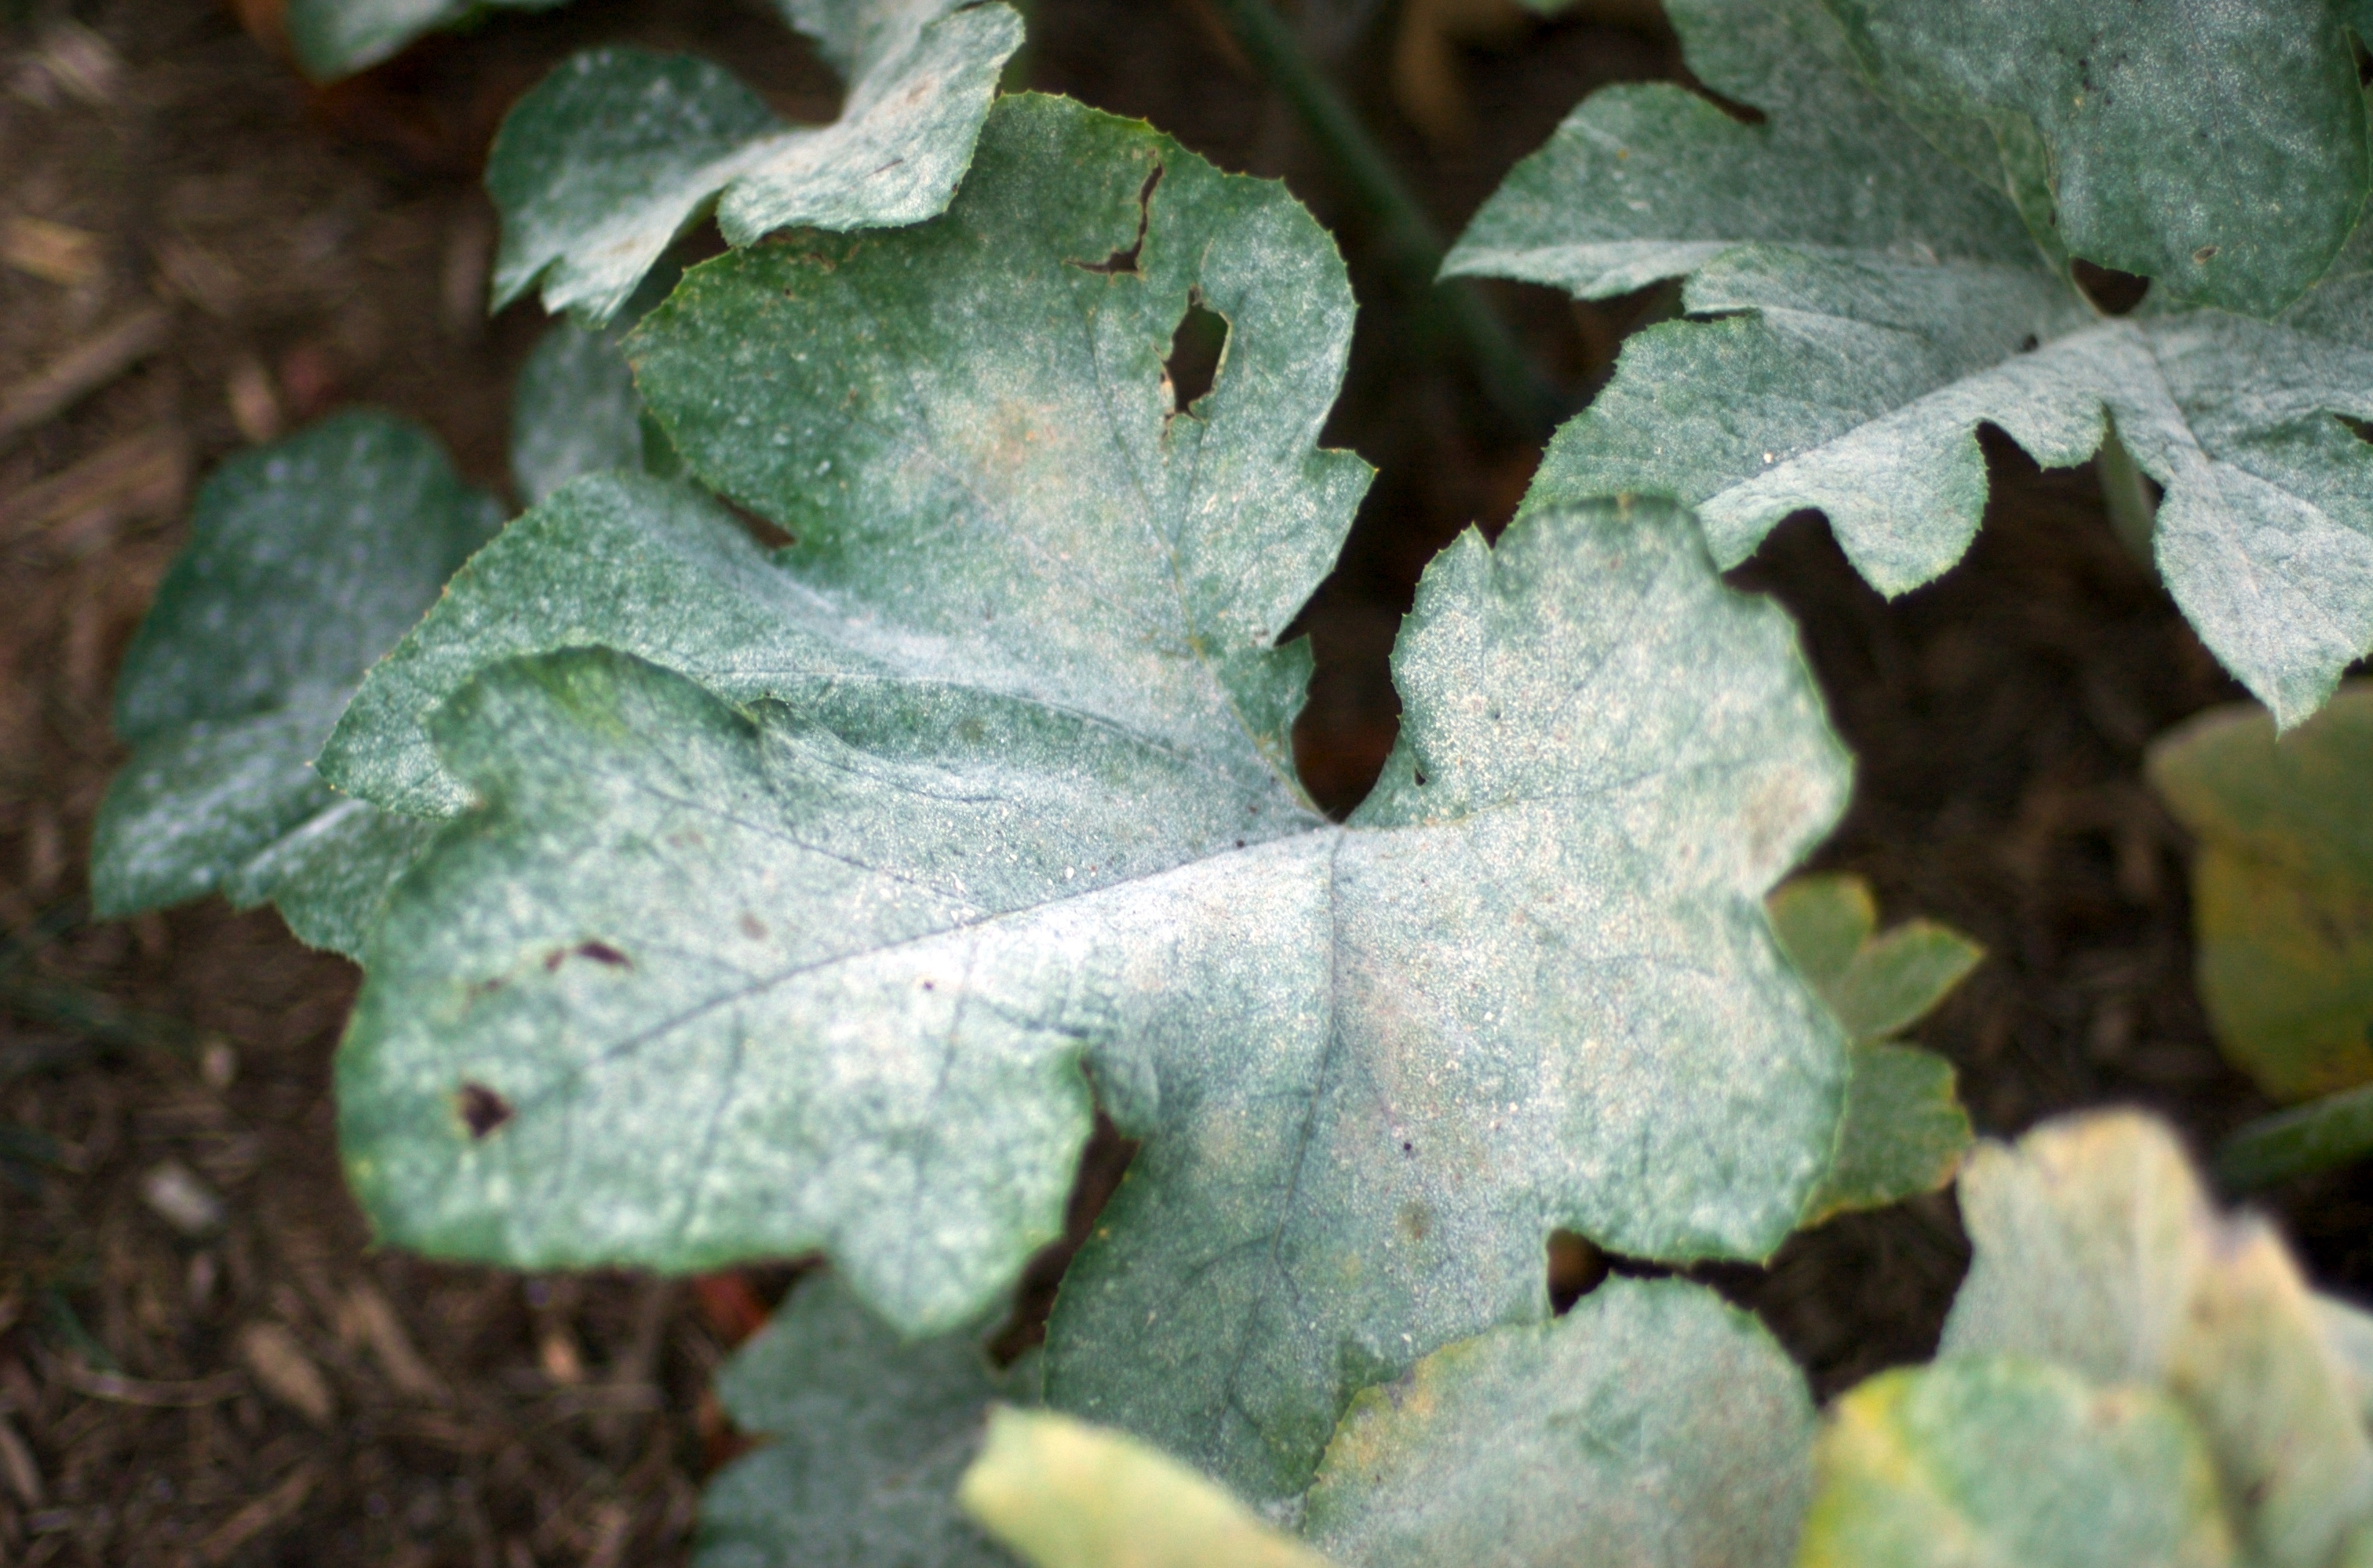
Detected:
left=2214, top=1082, right=2373, bottom=1192
left=1208, top=0, right=1563, bottom=436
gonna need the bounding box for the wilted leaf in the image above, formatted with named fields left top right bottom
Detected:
left=487, top=1, right=1023, bottom=325
left=1941, top=1111, right=2373, bottom=1568
left=282, top=0, right=565, bottom=81
left=2147, top=684, right=2373, bottom=1100
left=330, top=97, right=1847, bottom=1506
left=1302, top=1278, right=1814, bottom=1568
left=959, top=1408, right=1332, bottom=1568
left=697, top=1272, right=1022, bottom=1568
left=1799, top=1355, right=2236, bottom=1568
left=90, top=412, right=497, bottom=957
left=1449, top=0, right=2373, bottom=727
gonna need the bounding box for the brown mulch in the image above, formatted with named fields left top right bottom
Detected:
left=2, top=1, right=2367, bottom=1564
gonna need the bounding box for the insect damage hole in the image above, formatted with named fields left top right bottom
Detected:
left=457, top=1081, right=514, bottom=1140
left=1162, top=292, right=1229, bottom=418
left=1068, top=166, right=1162, bottom=277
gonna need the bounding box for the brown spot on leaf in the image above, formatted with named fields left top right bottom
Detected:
left=738, top=913, right=768, bottom=942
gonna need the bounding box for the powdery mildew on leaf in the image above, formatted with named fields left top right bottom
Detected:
left=695, top=1272, right=1020, bottom=1568
left=1821, top=0, right=2371, bottom=317
left=332, top=100, right=1849, bottom=1501
left=1042, top=499, right=1850, bottom=1502
left=1941, top=1112, right=2373, bottom=1568
left=1799, top=1356, right=2236, bottom=1568
left=485, top=0, right=1022, bottom=325
left=1302, top=1278, right=1815, bottom=1568
left=90, top=412, right=496, bottom=956
left=509, top=317, right=645, bottom=508
left=1449, top=0, right=2373, bottom=727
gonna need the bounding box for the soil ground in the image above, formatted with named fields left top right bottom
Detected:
left=0, top=1, right=2358, bottom=1563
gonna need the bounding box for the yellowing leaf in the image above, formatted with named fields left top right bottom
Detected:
left=2147, top=684, right=2373, bottom=1101
left=958, top=1409, right=1332, bottom=1568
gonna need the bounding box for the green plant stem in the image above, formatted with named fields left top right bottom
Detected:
left=1209, top=0, right=1562, bottom=435
left=2095, top=418, right=2158, bottom=571
left=2213, top=1083, right=2373, bottom=1191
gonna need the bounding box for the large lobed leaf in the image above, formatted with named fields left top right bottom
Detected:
left=329, top=94, right=1852, bottom=1504
left=1448, top=0, right=2373, bottom=727
left=90, top=412, right=498, bottom=957
left=2147, top=684, right=2373, bottom=1102
left=486, top=0, right=1022, bottom=325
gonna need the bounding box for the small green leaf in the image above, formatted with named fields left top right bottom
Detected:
left=511, top=317, right=646, bottom=509
left=1826, top=922, right=1983, bottom=1044
left=91, top=412, right=498, bottom=957
left=487, top=1, right=1023, bottom=325
left=283, top=0, right=567, bottom=82
left=2218, top=1085, right=2373, bottom=1191
left=696, top=1271, right=1020, bottom=1568
left=1799, top=1043, right=1970, bottom=1226
left=2147, top=685, right=2373, bottom=1101
left=1767, top=873, right=1982, bottom=1042
left=1819, top=0, right=2371, bottom=317
left=1942, top=1112, right=2373, bottom=1568
left=959, top=1408, right=1333, bottom=1568
left=1453, top=0, right=2373, bottom=727
left=1303, top=1278, right=1815, bottom=1568
left=1799, top=1356, right=2236, bottom=1568
left=1767, top=873, right=1879, bottom=995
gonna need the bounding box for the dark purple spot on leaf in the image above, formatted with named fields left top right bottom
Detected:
left=457, top=1082, right=513, bottom=1140
left=575, top=940, right=631, bottom=968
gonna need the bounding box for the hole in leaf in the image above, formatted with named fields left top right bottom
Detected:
left=1068, top=166, right=1162, bottom=277
left=1547, top=1230, right=1607, bottom=1314
left=2071, top=258, right=2149, bottom=315
left=457, top=1082, right=514, bottom=1140
left=1162, top=293, right=1228, bottom=416
left=2342, top=414, right=2372, bottom=446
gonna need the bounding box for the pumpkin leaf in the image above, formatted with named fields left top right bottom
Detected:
left=330, top=97, right=1847, bottom=1503
left=1818, top=0, right=2371, bottom=318
left=486, top=1, right=1023, bottom=326
left=2146, top=684, right=2373, bottom=1101
left=1798, top=1355, right=2237, bottom=1568
left=695, top=1271, right=1022, bottom=1568
left=510, top=317, right=647, bottom=509
left=1449, top=0, right=2373, bottom=727
left=1941, top=1111, right=2373, bottom=1568
left=89, top=412, right=498, bottom=957
left=1302, top=1278, right=1815, bottom=1568
left=960, top=1408, right=1332, bottom=1568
